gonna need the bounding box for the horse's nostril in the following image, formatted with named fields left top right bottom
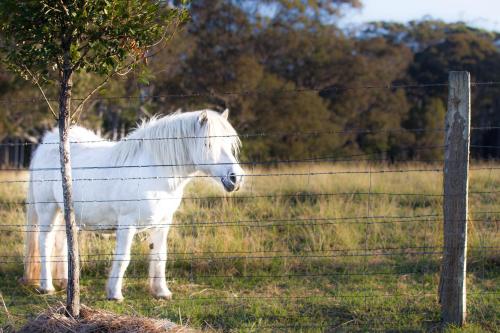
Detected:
left=229, top=173, right=237, bottom=184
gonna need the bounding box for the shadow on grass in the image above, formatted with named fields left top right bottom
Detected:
left=0, top=255, right=497, bottom=331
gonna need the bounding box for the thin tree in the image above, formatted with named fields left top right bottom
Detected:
left=0, top=0, right=187, bottom=317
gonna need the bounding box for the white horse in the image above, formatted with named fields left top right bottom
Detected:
left=24, top=109, right=243, bottom=300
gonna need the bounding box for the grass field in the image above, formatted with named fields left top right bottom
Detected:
left=0, top=163, right=498, bottom=332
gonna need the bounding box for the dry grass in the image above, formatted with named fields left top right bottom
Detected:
left=0, top=163, right=498, bottom=332
left=15, top=305, right=195, bottom=333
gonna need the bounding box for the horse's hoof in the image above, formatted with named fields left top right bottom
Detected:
left=107, top=295, right=124, bottom=302
left=151, top=288, right=172, bottom=300
left=38, top=287, right=56, bottom=295
left=18, top=277, right=33, bottom=286
left=107, top=297, right=124, bottom=302
left=151, top=286, right=172, bottom=300
left=54, top=279, right=68, bottom=290
left=154, top=292, right=173, bottom=300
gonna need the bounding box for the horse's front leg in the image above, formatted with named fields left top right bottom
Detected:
left=148, top=226, right=171, bottom=299
left=107, top=225, right=136, bottom=301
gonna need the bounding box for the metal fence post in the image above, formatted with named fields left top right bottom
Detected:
left=440, top=71, right=471, bottom=326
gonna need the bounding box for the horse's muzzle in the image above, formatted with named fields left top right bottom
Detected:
left=221, top=173, right=240, bottom=192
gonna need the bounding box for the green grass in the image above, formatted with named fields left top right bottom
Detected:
left=0, top=163, right=498, bottom=332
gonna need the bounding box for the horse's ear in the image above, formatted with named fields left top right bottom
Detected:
left=221, top=108, right=229, bottom=120
left=198, top=110, right=208, bottom=125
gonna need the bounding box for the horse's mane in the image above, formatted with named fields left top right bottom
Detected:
left=110, top=110, right=241, bottom=167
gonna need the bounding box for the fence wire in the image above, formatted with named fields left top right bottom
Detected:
left=0, top=79, right=500, bottom=106
left=0, top=92, right=499, bottom=331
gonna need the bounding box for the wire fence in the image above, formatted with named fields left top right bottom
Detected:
left=0, top=83, right=499, bottom=331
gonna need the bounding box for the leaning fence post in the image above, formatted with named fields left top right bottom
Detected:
left=440, top=71, right=471, bottom=326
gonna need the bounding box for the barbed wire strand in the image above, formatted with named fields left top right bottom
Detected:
left=2, top=79, right=500, bottom=107
left=0, top=149, right=448, bottom=174
left=1, top=189, right=497, bottom=207
left=1, top=213, right=498, bottom=231
left=1, top=290, right=497, bottom=304
left=0, top=126, right=499, bottom=148
left=0, top=167, right=449, bottom=186
left=2, top=245, right=498, bottom=260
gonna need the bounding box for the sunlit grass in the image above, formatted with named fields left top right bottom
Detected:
left=0, top=164, right=498, bottom=331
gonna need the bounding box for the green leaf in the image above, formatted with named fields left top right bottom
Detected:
left=0, top=0, right=188, bottom=102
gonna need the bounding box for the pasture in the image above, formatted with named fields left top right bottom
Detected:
left=0, top=163, right=498, bottom=332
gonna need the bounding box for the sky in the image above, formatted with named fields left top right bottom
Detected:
left=342, top=0, right=500, bottom=32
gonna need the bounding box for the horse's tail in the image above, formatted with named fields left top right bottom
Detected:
left=23, top=174, right=40, bottom=286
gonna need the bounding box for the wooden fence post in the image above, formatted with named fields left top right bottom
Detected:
left=440, top=71, right=471, bottom=326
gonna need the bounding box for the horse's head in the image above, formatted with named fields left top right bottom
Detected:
left=192, top=109, right=244, bottom=192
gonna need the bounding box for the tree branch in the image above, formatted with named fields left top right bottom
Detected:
left=71, top=10, right=186, bottom=123
left=72, top=74, right=112, bottom=123
left=23, top=65, right=58, bottom=119
left=58, top=0, right=69, bottom=17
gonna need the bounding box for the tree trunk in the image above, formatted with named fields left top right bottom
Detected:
left=58, top=59, right=80, bottom=318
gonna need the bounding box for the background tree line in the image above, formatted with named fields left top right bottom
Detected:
left=1, top=0, right=499, bottom=164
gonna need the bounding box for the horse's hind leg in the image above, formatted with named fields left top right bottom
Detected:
left=107, top=224, right=136, bottom=301
left=148, top=226, right=171, bottom=299
left=37, top=204, right=59, bottom=294
left=52, top=213, right=68, bottom=289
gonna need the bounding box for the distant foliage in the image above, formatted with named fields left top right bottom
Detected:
left=0, top=0, right=499, bottom=160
